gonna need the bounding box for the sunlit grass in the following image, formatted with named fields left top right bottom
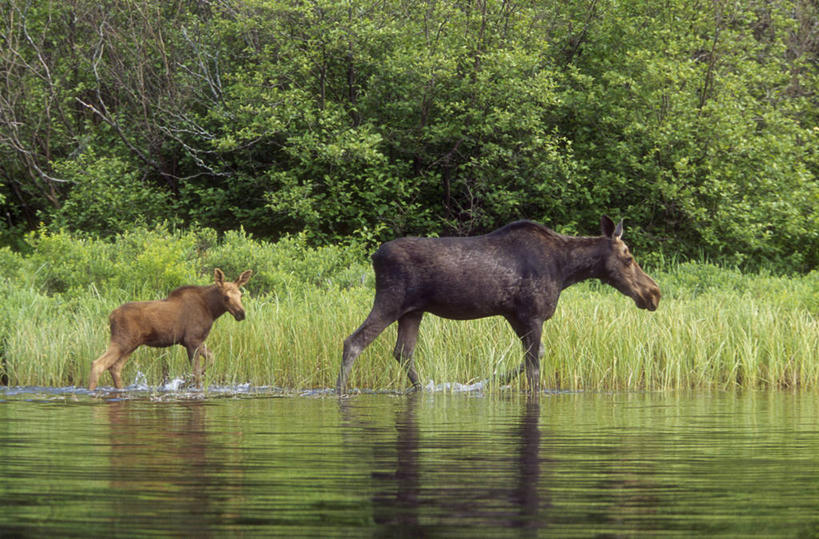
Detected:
left=1, top=236, right=816, bottom=392
left=3, top=276, right=818, bottom=391
left=536, top=287, right=818, bottom=391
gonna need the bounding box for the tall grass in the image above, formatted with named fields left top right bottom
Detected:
left=0, top=227, right=816, bottom=390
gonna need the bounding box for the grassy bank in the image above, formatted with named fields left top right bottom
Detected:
left=1, top=227, right=816, bottom=391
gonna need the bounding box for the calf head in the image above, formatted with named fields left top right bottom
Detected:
left=599, top=216, right=661, bottom=311
left=215, top=268, right=253, bottom=320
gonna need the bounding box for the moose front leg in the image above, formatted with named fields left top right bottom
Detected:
left=521, top=323, right=543, bottom=392
left=199, top=344, right=215, bottom=375
left=504, top=316, right=544, bottom=392
left=185, top=343, right=211, bottom=388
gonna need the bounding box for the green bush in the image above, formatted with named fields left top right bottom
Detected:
left=202, top=229, right=371, bottom=295
left=24, top=225, right=201, bottom=298
left=49, top=152, right=176, bottom=237
left=20, top=225, right=369, bottom=299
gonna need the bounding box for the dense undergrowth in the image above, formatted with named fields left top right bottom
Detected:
left=0, top=227, right=816, bottom=390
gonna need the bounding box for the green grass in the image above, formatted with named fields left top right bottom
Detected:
left=0, top=227, right=816, bottom=391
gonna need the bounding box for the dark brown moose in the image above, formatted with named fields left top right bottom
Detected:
left=88, top=269, right=253, bottom=390
left=336, top=216, right=660, bottom=394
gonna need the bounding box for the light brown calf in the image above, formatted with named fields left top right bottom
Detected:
left=88, top=269, right=252, bottom=390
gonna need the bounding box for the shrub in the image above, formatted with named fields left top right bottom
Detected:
left=48, top=152, right=176, bottom=237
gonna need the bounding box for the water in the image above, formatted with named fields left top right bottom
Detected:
left=2, top=387, right=819, bottom=537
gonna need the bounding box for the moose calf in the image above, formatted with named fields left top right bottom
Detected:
left=88, top=268, right=252, bottom=390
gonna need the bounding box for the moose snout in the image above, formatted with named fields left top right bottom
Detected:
left=632, top=274, right=661, bottom=311
left=639, top=287, right=661, bottom=311
left=232, top=309, right=246, bottom=321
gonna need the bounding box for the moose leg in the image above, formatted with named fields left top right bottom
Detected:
left=109, top=349, right=136, bottom=390
left=199, top=344, right=215, bottom=375
left=496, top=342, right=546, bottom=385
left=394, top=311, right=424, bottom=392
left=185, top=343, right=206, bottom=388
left=494, top=316, right=527, bottom=385
left=494, top=362, right=525, bottom=386
left=521, top=322, right=543, bottom=392
left=89, top=344, right=126, bottom=390
left=503, top=317, right=543, bottom=391
left=337, top=304, right=398, bottom=394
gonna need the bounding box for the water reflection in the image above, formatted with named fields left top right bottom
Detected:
left=99, top=400, right=232, bottom=537
left=370, top=395, right=422, bottom=535
left=354, top=395, right=552, bottom=535
left=512, top=399, right=547, bottom=534
left=4, top=389, right=819, bottom=536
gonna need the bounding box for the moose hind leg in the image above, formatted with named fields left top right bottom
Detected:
left=337, top=306, right=398, bottom=394
left=107, top=347, right=138, bottom=390
left=89, top=344, right=124, bottom=390
left=394, top=311, right=424, bottom=391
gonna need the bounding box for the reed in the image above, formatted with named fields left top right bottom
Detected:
left=0, top=228, right=816, bottom=391
left=3, top=276, right=815, bottom=392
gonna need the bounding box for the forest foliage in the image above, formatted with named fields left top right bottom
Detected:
left=1, top=0, right=817, bottom=271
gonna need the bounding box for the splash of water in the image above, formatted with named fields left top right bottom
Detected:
left=160, top=377, right=186, bottom=392
left=424, top=380, right=486, bottom=393
left=127, top=370, right=150, bottom=391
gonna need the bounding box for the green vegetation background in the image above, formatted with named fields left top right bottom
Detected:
left=0, top=227, right=816, bottom=390
left=1, top=1, right=817, bottom=389
left=0, top=0, right=817, bottom=271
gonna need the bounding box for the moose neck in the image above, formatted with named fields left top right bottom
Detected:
left=203, top=285, right=228, bottom=319
left=558, top=236, right=608, bottom=290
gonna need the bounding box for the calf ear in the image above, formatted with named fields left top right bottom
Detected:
left=235, top=270, right=253, bottom=287
left=614, top=220, right=624, bottom=239
left=601, top=215, right=616, bottom=237
left=214, top=268, right=226, bottom=286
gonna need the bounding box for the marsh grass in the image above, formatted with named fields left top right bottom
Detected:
left=0, top=228, right=816, bottom=391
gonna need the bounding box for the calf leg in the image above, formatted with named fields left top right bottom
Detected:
left=337, top=303, right=399, bottom=394
left=394, top=311, right=424, bottom=391
left=108, top=348, right=136, bottom=389
left=185, top=343, right=208, bottom=388
left=89, top=344, right=127, bottom=390
left=199, top=344, right=215, bottom=374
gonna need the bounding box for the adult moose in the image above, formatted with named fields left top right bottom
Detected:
left=336, top=216, right=660, bottom=394
left=88, top=269, right=253, bottom=390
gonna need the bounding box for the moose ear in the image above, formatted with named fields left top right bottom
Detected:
left=235, top=270, right=253, bottom=287
left=601, top=215, right=625, bottom=239
left=601, top=215, right=616, bottom=238
left=214, top=268, right=226, bottom=286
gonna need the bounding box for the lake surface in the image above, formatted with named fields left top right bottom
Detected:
left=2, top=386, right=819, bottom=537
